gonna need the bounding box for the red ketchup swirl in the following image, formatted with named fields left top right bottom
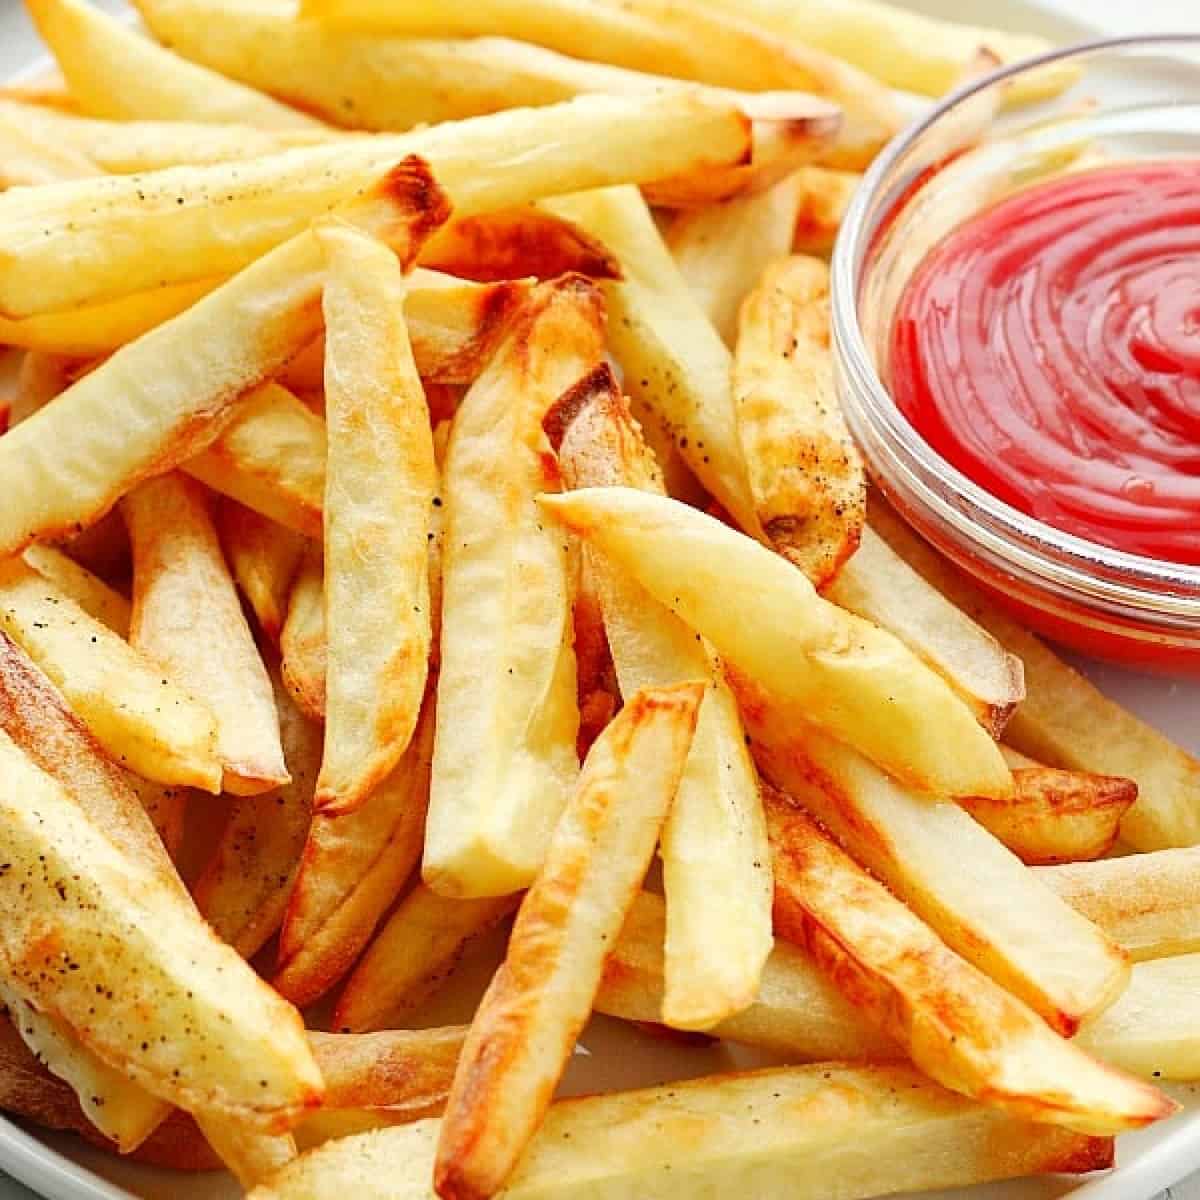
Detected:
left=890, top=160, right=1200, bottom=564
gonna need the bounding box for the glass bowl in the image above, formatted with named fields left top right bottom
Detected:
left=831, top=34, right=1200, bottom=672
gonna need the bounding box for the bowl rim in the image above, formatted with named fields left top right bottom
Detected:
left=830, top=32, right=1200, bottom=620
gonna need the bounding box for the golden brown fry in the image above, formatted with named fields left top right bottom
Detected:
left=27, top=0, right=324, bottom=129
left=0, top=91, right=748, bottom=317
left=0, top=1009, right=218, bottom=1168
left=666, top=172, right=806, bottom=345
left=435, top=683, right=703, bottom=1200
left=0, top=557, right=222, bottom=791
left=192, top=674, right=317, bottom=960
left=187, top=276, right=539, bottom=540
left=0, top=158, right=449, bottom=556
left=216, top=499, right=305, bottom=642
left=544, top=186, right=760, bottom=535
left=315, top=224, right=435, bottom=815
left=186, top=382, right=327, bottom=541
left=0, top=730, right=322, bottom=1131
left=280, top=547, right=327, bottom=723
left=275, top=694, right=434, bottom=1009
left=302, top=1027, right=465, bottom=1138
left=249, top=1067, right=1113, bottom=1200
left=541, top=487, right=1009, bottom=798
left=790, top=165, right=859, bottom=255
left=1039, top=848, right=1200, bottom=961
left=0, top=984, right=172, bottom=1153
left=597, top=890, right=894, bottom=1057
left=194, top=1116, right=297, bottom=1190
left=124, top=474, right=288, bottom=795
left=765, top=791, right=1171, bottom=1135
left=424, top=278, right=604, bottom=898
left=422, top=208, right=621, bottom=283
left=0, top=632, right=185, bottom=893
left=295, top=0, right=896, bottom=169
left=746, top=710, right=1130, bottom=1037
left=869, top=496, right=1200, bottom=850
left=959, top=751, right=1137, bottom=866
left=20, top=542, right=130, bottom=636
left=334, top=885, right=519, bottom=1034
left=550, top=365, right=772, bottom=1030
left=733, top=254, right=864, bottom=585
left=824, top=526, right=1025, bottom=738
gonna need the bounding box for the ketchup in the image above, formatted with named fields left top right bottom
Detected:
left=890, top=161, right=1200, bottom=565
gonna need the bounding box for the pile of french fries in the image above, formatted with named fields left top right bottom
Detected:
left=0, top=1, right=1197, bottom=1198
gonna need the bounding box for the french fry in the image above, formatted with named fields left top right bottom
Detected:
left=0, top=99, right=333, bottom=174
left=0, top=1019, right=465, bottom=1169
left=26, top=0, right=325, bottom=129
left=0, top=279, right=223, bottom=357
left=1078, top=955, right=1200, bottom=1081
left=0, top=728, right=322, bottom=1130
left=192, top=674, right=316, bottom=960
left=186, top=383, right=328, bottom=541
left=1040, top=848, right=1200, bottom=961
left=0, top=81, right=80, bottom=114
left=435, top=682, right=703, bottom=1200
left=422, top=209, right=620, bottom=283
left=190, top=276, right=542, bottom=540
left=746, top=710, right=1130, bottom=1036
left=543, top=187, right=760, bottom=535
left=124, top=474, right=288, bottom=795
left=597, top=891, right=895, bottom=1058
left=280, top=547, right=327, bottom=723
left=540, top=487, right=1011, bottom=798
left=0, top=558, right=222, bottom=791
left=0, top=632, right=185, bottom=893
left=333, top=885, right=519, bottom=1034
left=274, top=694, right=434, bottom=1008
left=20, top=543, right=130, bottom=636
left=216, top=499, right=305, bottom=643
left=666, top=172, right=807, bottom=345
left=732, top=254, right=865, bottom=585
left=960, top=751, right=1137, bottom=865
left=550, top=365, right=772, bottom=1030
left=0, top=981, right=171, bottom=1152
left=869, top=496, right=1200, bottom=850
left=702, top=0, right=1076, bottom=103
left=0, top=106, right=98, bottom=186
left=765, top=791, right=1171, bottom=1135
left=825, top=526, right=1025, bottom=738
left=194, top=1116, right=297, bottom=1189
left=295, top=0, right=897, bottom=169
left=0, top=92, right=749, bottom=317
left=249, top=1066, right=1113, bottom=1200
left=132, top=0, right=841, bottom=201
left=601, top=893, right=1200, bottom=1089
left=790, top=165, right=859, bottom=255
left=0, top=159, right=449, bottom=556
left=126, top=774, right=188, bottom=862
left=0, top=1007, right=216, bottom=1167
left=315, top=224, right=435, bottom=814
left=302, top=1027, right=465, bottom=1137
left=423, top=278, right=604, bottom=898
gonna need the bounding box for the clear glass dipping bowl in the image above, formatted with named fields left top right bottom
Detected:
left=831, top=35, right=1200, bottom=672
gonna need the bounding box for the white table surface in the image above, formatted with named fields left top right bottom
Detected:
left=1, top=0, right=1199, bottom=1197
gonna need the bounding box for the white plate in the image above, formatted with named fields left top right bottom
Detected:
left=3, top=1, right=1200, bottom=1197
